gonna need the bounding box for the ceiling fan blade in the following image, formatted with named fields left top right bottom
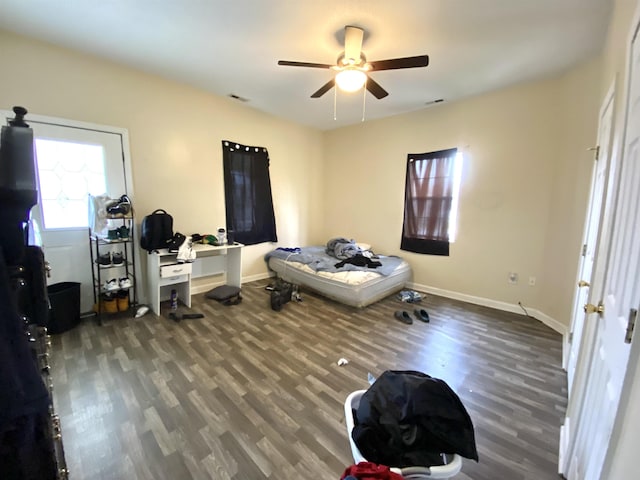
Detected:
left=311, top=79, right=335, bottom=98
left=365, top=77, right=389, bottom=99
left=344, top=25, right=364, bottom=62
left=368, top=55, right=429, bottom=71
left=278, top=60, right=333, bottom=69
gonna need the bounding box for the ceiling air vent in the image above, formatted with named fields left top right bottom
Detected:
left=228, top=94, right=249, bottom=102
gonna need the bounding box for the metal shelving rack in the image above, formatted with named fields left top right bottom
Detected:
left=88, top=213, right=137, bottom=324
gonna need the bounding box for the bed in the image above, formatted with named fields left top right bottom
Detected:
left=265, top=243, right=411, bottom=308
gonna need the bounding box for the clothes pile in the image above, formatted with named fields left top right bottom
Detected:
left=326, top=238, right=382, bottom=269
left=352, top=370, right=478, bottom=468
left=340, top=462, right=403, bottom=480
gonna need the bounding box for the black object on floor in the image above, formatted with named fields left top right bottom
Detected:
left=169, top=312, right=205, bottom=322
left=414, top=308, right=430, bottom=322
left=205, top=285, right=242, bottom=306
left=270, top=279, right=293, bottom=311
left=394, top=310, right=413, bottom=325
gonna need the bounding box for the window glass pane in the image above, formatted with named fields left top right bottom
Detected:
left=34, top=139, right=106, bottom=229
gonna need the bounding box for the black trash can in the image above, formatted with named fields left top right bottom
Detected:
left=47, top=282, right=81, bottom=334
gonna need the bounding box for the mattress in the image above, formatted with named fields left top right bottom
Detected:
left=267, top=254, right=411, bottom=308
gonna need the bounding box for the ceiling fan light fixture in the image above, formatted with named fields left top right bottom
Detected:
left=335, top=68, right=367, bottom=92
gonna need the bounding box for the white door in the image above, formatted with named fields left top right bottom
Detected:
left=567, top=88, right=615, bottom=394
left=563, top=23, right=640, bottom=480
left=1, top=111, right=131, bottom=313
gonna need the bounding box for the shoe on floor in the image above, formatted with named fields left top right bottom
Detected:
left=414, top=308, right=430, bottom=322
left=394, top=310, right=413, bottom=325
left=408, top=291, right=424, bottom=303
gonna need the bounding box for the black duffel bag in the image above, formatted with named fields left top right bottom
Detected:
left=140, top=209, right=173, bottom=253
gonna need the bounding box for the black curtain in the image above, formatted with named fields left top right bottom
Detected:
left=401, top=148, right=457, bottom=256
left=222, top=141, right=277, bottom=246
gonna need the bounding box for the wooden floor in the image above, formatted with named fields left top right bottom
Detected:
left=50, top=280, right=566, bottom=479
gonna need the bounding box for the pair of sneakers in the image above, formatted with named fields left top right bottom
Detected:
left=97, top=251, right=124, bottom=267
left=101, top=290, right=129, bottom=313
left=106, top=226, right=130, bottom=241
left=103, top=277, right=132, bottom=291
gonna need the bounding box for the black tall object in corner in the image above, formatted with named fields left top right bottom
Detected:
left=0, top=106, right=69, bottom=479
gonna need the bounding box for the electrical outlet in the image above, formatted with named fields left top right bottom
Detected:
left=508, top=272, right=518, bottom=285
left=529, top=276, right=536, bottom=286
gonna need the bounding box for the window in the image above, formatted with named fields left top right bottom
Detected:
left=34, top=139, right=107, bottom=229
left=222, top=141, right=277, bottom=245
left=401, top=148, right=462, bottom=256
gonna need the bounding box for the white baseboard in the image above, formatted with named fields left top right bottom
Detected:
left=243, top=272, right=274, bottom=283
left=528, top=308, right=568, bottom=337
left=190, top=272, right=273, bottom=296
left=409, top=281, right=568, bottom=337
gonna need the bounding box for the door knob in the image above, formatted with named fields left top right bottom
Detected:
left=584, top=302, right=604, bottom=314
left=578, top=280, right=590, bottom=287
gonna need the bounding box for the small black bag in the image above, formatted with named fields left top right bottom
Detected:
left=140, top=209, right=174, bottom=253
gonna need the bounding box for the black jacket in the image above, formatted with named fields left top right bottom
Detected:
left=352, top=370, right=478, bottom=467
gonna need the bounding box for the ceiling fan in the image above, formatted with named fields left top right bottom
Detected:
left=278, top=25, right=429, bottom=99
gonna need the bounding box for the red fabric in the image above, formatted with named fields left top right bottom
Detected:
left=340, top=462, right=404, bottom=480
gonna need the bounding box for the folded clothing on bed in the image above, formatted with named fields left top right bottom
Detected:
left=326, top=237, right=361, bottom=259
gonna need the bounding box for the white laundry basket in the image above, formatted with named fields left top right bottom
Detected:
left=344, top=390, right=463, bottom=479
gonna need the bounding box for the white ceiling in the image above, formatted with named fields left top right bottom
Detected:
left=0, top=0, right=612, bottom=131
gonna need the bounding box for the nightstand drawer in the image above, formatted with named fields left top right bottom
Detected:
left=160, top=263, right=192, bottom=278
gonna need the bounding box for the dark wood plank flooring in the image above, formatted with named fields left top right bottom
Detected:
left=50, top=280, right=566, bottom=479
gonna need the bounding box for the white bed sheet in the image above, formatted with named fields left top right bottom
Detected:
left=268, top=255, right=411, bottom=308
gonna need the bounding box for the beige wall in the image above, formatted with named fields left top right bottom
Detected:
left=539, top=59, right=602, bottom=324
left=0, top=28, right=604, bottom=326
left=0, top=30, right=324, bottom=297
left=323, top=62, right=601, bottom=325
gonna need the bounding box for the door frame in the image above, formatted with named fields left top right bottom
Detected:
left=559, top=76, right=619, bottom=479
left=564, top=80, right=616, bottom=388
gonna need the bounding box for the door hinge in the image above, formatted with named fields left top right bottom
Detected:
left=582, top=244, right=587, bottom=257
left=625, top=308, right=637, bottom=344
left=587, top=145, right=600, bottom=160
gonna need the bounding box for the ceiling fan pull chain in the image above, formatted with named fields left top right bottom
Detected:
left=334, top=85, right=338, bottom=121
left=362, top=78, right=367, bottom=122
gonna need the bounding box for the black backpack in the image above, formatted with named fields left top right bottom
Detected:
left=140, top=209, right=174, bottom=253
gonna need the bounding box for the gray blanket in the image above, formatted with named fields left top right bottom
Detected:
left=265, top=246, right=404, bottom=276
